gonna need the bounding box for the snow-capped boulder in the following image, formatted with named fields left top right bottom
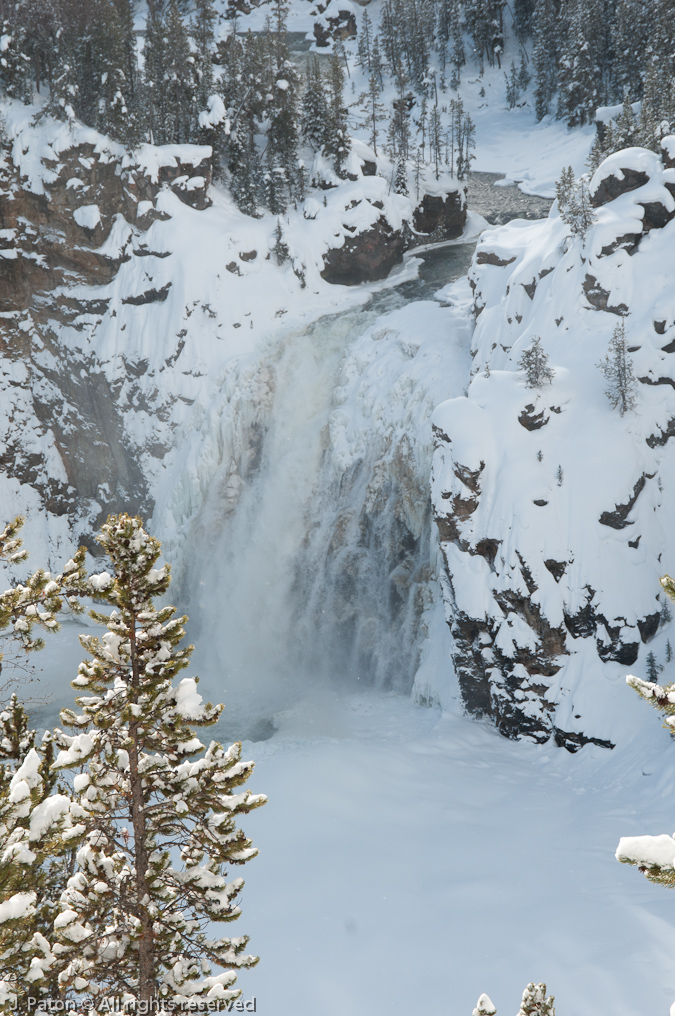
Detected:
left=432, top=141, right=675, bottom=750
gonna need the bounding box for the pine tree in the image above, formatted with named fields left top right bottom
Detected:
left=531, top=0, right=558, bottom=120
left=556, top=0, right=598, bottom=127
left=556, top=166, right=595, bottom=238
left=505, top=60, right=520, bottom=108
left=0, top=17, right=33, bottom=101
left=517, top=983, right=555, bottom=1015
left=667, top=639, right=673, bottom=663
left=94, top=0, right=135, bottom=144
left=301, top=56, right=328, bottom=151
left=597, top=321, right=638, bottom=416
left=324, top=52, right=350, bottom=177
left=144, top=0, right=168, bottom=144
left=429, top=102, right=443, bottom=179
left=191, top=0, right=217, bottom=114
left=163, top=1, right=195, bottom=144
left=362, top=73, right=386, bottom=156
left=357, top=8, right=373, bottom=74
left=394, top=152, right=408, bottom=194
left=646, top=650, right=659, bottom=683
left=0, top=515, right=266, bottom=1010
left=518, top=335, right=555, bottom=387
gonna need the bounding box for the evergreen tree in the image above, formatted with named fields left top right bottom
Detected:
left=556, top=0, right=597, bottom=127
left=517, top=983, right=555, bottom=1015
left=428, top=102, right=443, bottom=179
left=0, top=515, right=265, bottom=1010
left=531, top=0, right=558, bottom=120
left=597, top=321, right=638, bottom=416
left=144, top=0, right=168, bottom=144
left=0, top=17, right=32, bottom=101
left=394, top=152, right=407, bottom=194
left=191, top=0, right=217, bottom=114
left=301, top=56, right=328, bottom=151
left=163, top=1, right=195, bottom=145
left=357, top=8, right=373, bottom=74
left=555, top=166, right=595, bottom=238
left=646, top=650, right=659, bottom=683
left=324, top=52, right=350, bottom=177
left=94, top=0, right=135, bottom=143
left=363, top=73, right=386, bottom=156
left=667, top=639, right=673, bottom=663
left=370, top=34, right=385, bottom=91
left=518, top=335, right=554, bottom=387
left=505, top=60, right=520, bottom=108
left=513, top=0, right=536, bottom=41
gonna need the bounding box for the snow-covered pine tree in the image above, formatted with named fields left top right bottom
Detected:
left=611, top=0, right=648, bottom=102
left=163, top=1, right=195, bottom=145
left=191, top=0, right=217, bottom=116
left=0, top=17, right=32, bottom=102
left=555, top=165, right=595, bottom=238
left=597, top=321, right=638, bottom=416
left=371, top=34, right=385, bottom=90
left=518, top=335, right=554, bottom=387
left=556, top=0, right=598, bottom=127
left=361, top=73, right=386, bottom=156
left=513, top=0, right=536, bottom=41
left=47, top=514, right=266, bottom=1008
left=428, top=102, right=443, bottom=179
left=94, top=0, right=134, bottom=144
left=517, top=982, right=555, bottom=1015
left=531, top=0, right=558, bottom=120
left=394, top=152, right=408, bottom=194
left=505, top=60, right=520, bottom=108
left=325, top=52, right=351, bottom=177
left=144, top=0, right=168, bottom=144
left=357, top=8, right=373, bottom=74
left=645, top=650, right=659, bottom=683
left=472, top=994, right=497, bottom=1015
left=301, top=55, right=328, bottom=152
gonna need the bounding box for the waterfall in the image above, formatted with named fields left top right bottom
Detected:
left=180, top=245, right=476, bottom=737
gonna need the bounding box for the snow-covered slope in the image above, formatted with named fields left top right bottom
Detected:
left=431, top=139, right=675, bottom=749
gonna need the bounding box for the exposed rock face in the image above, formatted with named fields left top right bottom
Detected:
left=431, top=139, right=675, bottom=751
left=0, top=128, right=211, bottom=547
left=412, top=191, right=466, bottom=240
left=321, top=185, right=466, bottom=285
left=321, top=215, right=406, bottom=285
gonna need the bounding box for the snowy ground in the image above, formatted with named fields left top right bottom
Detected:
left=241, top=681, right=675, bottom=1016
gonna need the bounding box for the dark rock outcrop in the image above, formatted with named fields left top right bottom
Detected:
left=412, top=191, right=466, bottom=241
left=321, top=187, right=466, bottom=286
left=321, top=216, right=407, bottom=284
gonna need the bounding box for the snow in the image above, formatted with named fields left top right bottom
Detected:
left=73, top=204, right=101, bottom=230
left=0, top=892, right=36, bottom=923
left=174, top=678, right=205, bottom=720
left=616, top=834, right=675, bottom=870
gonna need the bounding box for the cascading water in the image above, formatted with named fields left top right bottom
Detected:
left=184, top=244, right=476, bottom=738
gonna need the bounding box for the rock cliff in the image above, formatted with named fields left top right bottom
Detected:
left=432, top=140, right=675, bottom=750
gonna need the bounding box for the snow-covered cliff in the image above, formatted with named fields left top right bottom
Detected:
left=432, top=139, right=675, bottom=749
left=0, top=100, right=464, bottom=575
